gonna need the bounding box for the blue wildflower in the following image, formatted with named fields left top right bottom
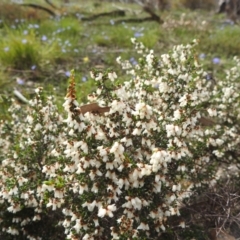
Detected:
left=16, top=77, right=24, bottom=85
left=82, top=76, right=87, bottom=82
left=65, top=71, right=71, bottom=77
left=134, top=32, right=143, bottom=38
left=199, top=53, right=206, bottom=59
left=212, top=57, right=220, bottom=64
left=110, top=19, right=115, bottom=25
left=41, top=35, right=47, bottom=41
left=130, top=57, right=138, bottom=65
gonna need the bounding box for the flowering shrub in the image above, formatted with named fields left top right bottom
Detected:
left=205, top=56, right=240, bottom=178
left=58, top=39, right=219, bottom=240
left=0, top=39, right=240, bottom=239
left=0, top=91, right=66, bottom=239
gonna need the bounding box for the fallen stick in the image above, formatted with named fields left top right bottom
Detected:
left=81, top=10, right=125, bottom=21
left=115, top=5, right=163, bottom=24
left=20, top=3, right=56, bottom=16
left=45, top=0, right=59, bottom=10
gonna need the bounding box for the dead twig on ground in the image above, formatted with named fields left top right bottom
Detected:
left=81, top=10, right=125, bottom=21
left=115, top=5, right=163, bottom=24
left=20, top=3, right=56, bottom=16
left=45, top=0, right=59, bottom=10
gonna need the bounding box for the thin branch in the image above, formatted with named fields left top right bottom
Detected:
left=143, top=5, right=164, bottom=24
left=81, top=10, right=125, bottom=21
left=45, top=0, right=59, bottom=10
left=20, top=3, right=56, bottom=16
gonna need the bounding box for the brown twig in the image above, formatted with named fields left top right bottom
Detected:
left=114, top=5, right=163, bottom=24
left=45, top=0, right=59, bottom=10
left=143, top=5, right=164, bottom=24
left=81, top=10, right=125, bottom=21
left=20, top=3, right=56, bottom=16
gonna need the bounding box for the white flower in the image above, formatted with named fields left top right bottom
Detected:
left=216, top=138, right=224, bottom=146
left=160, top=224, right=166, bottom=231
left=207, top=108, right=217, bottom=117
left=179, top=94, right=188, bottom=107
left=34, top=88, right=41, bottom=94
left=213, top=150, right=224, bottom=158
left=179, top=221, right=185, bottom=228
left=166, top=124, right=175, bottom=137
left=110, top=100, right=125, bottom=114
left=82, top=200, right=96, bottom=212
left=174, top=126, right=182, bottom=136
left=180, top=53, right=186, bottom=63
left=137, top=222, right=149, bottom=230
left=79, top=184, right=88, bottom=194
left=108, top=72, right=117, bottom=82
left=165, top=210, right=170, bottom=216
left=9, top=186, right=18, bottom=195
left=177, top=165, right=186, bottom=172
left=134, top=103, right=153, bottom=119
left=168, top=68, right=177, bottom=75
left=26, top=115, right=34, bottom=124
left=131, top=38, right=136, bottom=44
left=7, top=204, right=21, bottom=213
left=172, top=185, right=178, bottom=192
left=95, top=73, right=103, bottom=81
left=96, top=88, right=102, bottom=95
left=46, top=199, right=57, bottom=210
left=132, top=128, right=141, bottom=135
left=173, top=109, right=181, bottom=120
left=34, top=123, right=42, bottom=131
left=18, top=177, right=28, bottom=186
left=98, top=208, right=107, bottom=218
left=54, top=189, right=64, bottom=198
left=80, top=141, right=88, bottom=154
left=131, top=197, right=142, bottom=210
left=161, top=54, right=170, bottom=65
left=83, top=234, right=94, bottom=240
left=168, top=194, right=176, bottom=203
left=110, top=142, right=124, bottom=155
left=158, top=81, right=169, bottom=93
left=98, top=204, right=117, bottom=218
left=74, top=219, right=82, bottom=233
left=223, top=87, right=234, bottom=98
left=146, top=50, right=154, bottom=67
left=116, top=56, right=121, bottom=64
left=33, top=215, right=41, bottom=221
left=7, top=227, right=19, bottom=235
left=93, top=218, right=99, bottom=227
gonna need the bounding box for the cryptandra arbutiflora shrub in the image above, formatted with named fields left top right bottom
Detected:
left=206, top=56, right=240, bottom=173
left=0, top=39, right=240, bottom=240
left=60, top=39, right=216, bottom=240
left=0, top=92, right=66, bottom=240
